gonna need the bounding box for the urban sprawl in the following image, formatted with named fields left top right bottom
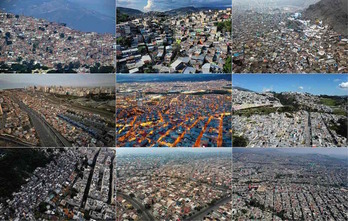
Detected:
left=233, top=149, right=348, bottom=221
left=116, top=80, right=232, bottom=147
left=232, top=88, right=347, bottom=147
left=0, top=12, right=114, bottom=73
left=116, top=8, right=232, bottom=73
left=0, top=86, right=115, bottom=147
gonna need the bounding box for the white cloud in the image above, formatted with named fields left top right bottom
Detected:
left=339, top=81, right=348, bottom=89
left=298, top=86, right=304, bottom=90
left=144, top=0, right=154, bottom=11
left=262, top=86, right=273, bottom=93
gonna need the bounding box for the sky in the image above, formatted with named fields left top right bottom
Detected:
left=116, top=0, right=231, bottom=12
left=277, top=148, right=348, bottom=158
left=117, top=147, right=232, bottom=155
left=0, top=74, right=115, bottom=89
left=233, top=74, right=348, bottom=96
left=233, top=147, right=348, bottom=159
left=116, top=74, right=232, bottom=83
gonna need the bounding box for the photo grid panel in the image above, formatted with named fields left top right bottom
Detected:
left=116, top=74, right=233, bottom=147
left=0, top=0, right=347, bottom=220
left=116, top=148, right=232, bottom=220
left=0, top=1, right=116, bottom=74
left=231, top=0, right=348, bottom=220
left=0, top=74, right=116, bottom=148
left=0, top=147, right=116, bottom=220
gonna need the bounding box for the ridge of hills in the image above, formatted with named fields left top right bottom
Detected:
left=1, top=0, right=115, bottom=33
left=303, top=0, right=348, bottom=35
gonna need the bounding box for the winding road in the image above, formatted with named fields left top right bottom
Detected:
left=117, top=192, right=154, bottom=221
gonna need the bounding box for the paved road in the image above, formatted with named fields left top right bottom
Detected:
left=184, top=195, right=231, bottom=221
left=117, top=192, right=154, bottom=221
left=0, top=112, right=6, bottom=129
left=0, top=135, right=33, bottom=147
left=305, top=111, right=311, bottom=147
left=81, top=148, right=100, bottom=208
left=14, top=97, right=71, bottom=147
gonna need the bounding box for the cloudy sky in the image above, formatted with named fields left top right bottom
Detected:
left=117, top=147, right=232, bottom=155
left=233, top=74, right=348, bottom=96
left=117, top=0, right=231, bottom=12
left=0, top=74, right=115, bottom=89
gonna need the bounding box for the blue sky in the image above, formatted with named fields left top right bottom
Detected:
left=0, top=74, right=115, bottom=89
left=233, top=74, right=348, bottom=96
left=116, top=0, right=231, bottom=12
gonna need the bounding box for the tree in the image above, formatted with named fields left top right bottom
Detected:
left=216, top=21, right=231, bottom=33
left=232, top=135, right=248, bottom=147
left=223, top=56, right=232, bottom=73
left=38, top=202, right=48, bottom=213
left=138, top=46, right=146, bottom=54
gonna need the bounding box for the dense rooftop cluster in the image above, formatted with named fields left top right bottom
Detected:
left=0, top=87, right=115, bottom=147
left=0, top=148, right=116, bottom=220
left=0, top=12, right=114, bottom=73
left=116, top=9, right=232, bottom=73
left=233, top=149, right=348, bottom=220
left=116, top=80, right=232, bottom=147
left=232, top=11, right=348, bottom=73
left=116, top=150, right=232, bottom=220
left=232, top=89, right=347, bottom=147
left=0, top=91, right=39, bottom=145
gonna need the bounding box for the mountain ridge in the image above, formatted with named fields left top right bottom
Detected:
left=116, top=6, right=230, bottom=17
left=303, top=0, right=348, bottom=35
left=1, top=0, right=115, bottom=34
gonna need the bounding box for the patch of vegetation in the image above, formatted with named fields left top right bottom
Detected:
left=0, top=149, right=52, bottom=203
left=320, top=98, right=337, bottom=106
left=233, top=135, right=248, bottom=147
left=273, top=93, right=299, bottom=108
left=233, top=106, right=278, bottom=117
left=116, top=36, right=132, bottom=48
left=333, top=108, right=347, bottom=116
left=117, top=9, right=131, bottom=24
left=90, top=63, right=115, bottom=73
left=0, top=61, right=50, bottom=73
left=223, top=56, right=232, bottom=73
left=330, top=118, right=348, bottom=139
left=320, top=95, right=347, bottom=106
left=216, top=20, right=231, bottom=33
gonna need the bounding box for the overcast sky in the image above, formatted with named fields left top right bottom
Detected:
left=0, top=74, right=115, bottom=89
left=117, top=147, right=232, bottom=155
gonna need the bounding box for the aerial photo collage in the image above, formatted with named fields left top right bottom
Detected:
left=0, top=0, right=347, bottom=220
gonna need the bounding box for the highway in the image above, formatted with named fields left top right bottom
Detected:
left=13, top=96, right=71, bottom=147
left=117, top=192, right=154, bottom=221
left=184, top=195, right=231, bottom=221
